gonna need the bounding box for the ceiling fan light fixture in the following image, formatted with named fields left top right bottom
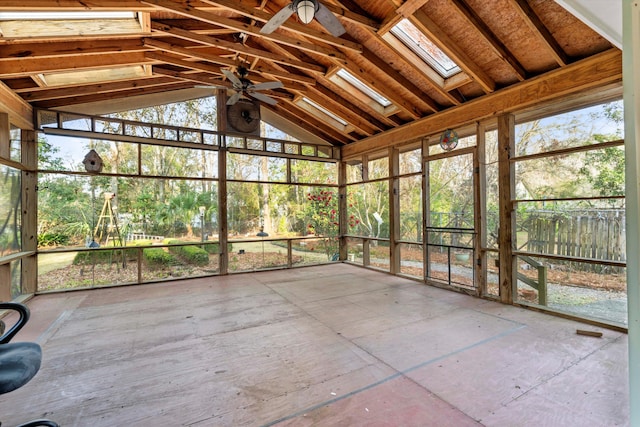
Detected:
left=297, top=0, right=315, bottom=24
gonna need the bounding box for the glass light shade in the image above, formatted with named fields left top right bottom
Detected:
left=296, top=0, right=315, bottom=24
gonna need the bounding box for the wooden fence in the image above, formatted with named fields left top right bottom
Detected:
left=525, top=209, right=626, bottom=266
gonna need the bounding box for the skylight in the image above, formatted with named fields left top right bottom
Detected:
left=0, top=11, right=141, bottom=38
left=301, top=97, right=348, bottom=126
left=41, top=66, right=149, bottom=87
left=335, top=69, right=392, bottom=107
left=0, top=12, right=136, bottom=20
left=390, top=19, right=461, bottom=78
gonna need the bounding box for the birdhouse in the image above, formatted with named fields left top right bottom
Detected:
left=83, top=149, right=103, bottom=173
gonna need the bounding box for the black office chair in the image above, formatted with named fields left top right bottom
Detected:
left=0, top=302, right=58, bottom=427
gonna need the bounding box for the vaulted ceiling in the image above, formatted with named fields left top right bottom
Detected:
left=0, top=0, right=621, bottom=149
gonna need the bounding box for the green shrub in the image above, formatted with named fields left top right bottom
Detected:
left=73, top=249, right=134, bottom=265
left=38, top=232, right=69, bottom=247
left=165, top=240, right=209, bottom=266
left=143, top=247, right=176, bottom=265
left=180, top=245, right=209, bottom=266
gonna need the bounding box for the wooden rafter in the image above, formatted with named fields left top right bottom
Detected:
left=141, top=0, right=347, bottom=60
left=0, top=52, right=154, bottom=79
left=343, top=49, right=621, bottom=157
left=338, top=59, right=422, bottom=120
left=449, top=0, right=527, bottom=81
left=143, top=38, right=315, bottom=85
left=361, top=47, right=440, bottom=113
left=301, top=89, right=376, bottom=136
left=410, top=9, right=496, bottom=93
left=150, top=21, right=327, bottom=74
left=509, top=0, right=569, bottom=66
left=18, top=76, right=179, bottom=101
left=197, top=0, right=364, bottom=52
left=0, top=39, right=147, bottom=60
left=277, top=100, right=355, bottom=145
left=32, top=81, right=195, bottom=108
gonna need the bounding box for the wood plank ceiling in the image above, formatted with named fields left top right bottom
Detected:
left=0, top=0, right=617, bottom=147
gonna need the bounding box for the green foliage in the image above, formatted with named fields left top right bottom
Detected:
left=73, top=249, right=134, bottom=265
left=38, top=232, right=70, bottom=247
left=165, top=239, right=209, bottom=266
left=143, top=247, right=177, bottom=265
left=580, top=146, right=625, bottom=197
left=202, top=242, right=233, bottom=254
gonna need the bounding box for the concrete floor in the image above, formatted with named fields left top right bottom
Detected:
left=0, top=264, right=629, bottom=426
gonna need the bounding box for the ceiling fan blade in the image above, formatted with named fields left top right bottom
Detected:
left=249, top=81, right=284, bottom=91
left=249, top=91, right=279, bottom=106
left=260, top=4, right=295, bottom=34
left=222, top=69, right=242, bottom=88
left=226, top=92, right=242, bottom=105
left=315, top=3, right=346, bottom=37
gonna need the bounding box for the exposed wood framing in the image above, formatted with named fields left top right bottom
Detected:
left=449, top=0, right=527, bottom=81
left=497, top=113, right=515, bottom=303
left=509, top=0, right=569, bottom=66
left=21, top=130, right=38, bottom=295
left=0, top=83, right=32, bottom=130
left=410, top=9, right=496, bottom=93
left=343, top=49, right=621, bottom=158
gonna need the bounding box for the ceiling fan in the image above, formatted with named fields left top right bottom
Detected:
left=261, top=0, right=346, bottom=37
left=198, top=66, right=284, bottom=106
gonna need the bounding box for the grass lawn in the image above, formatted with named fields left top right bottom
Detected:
left=38, top=252, right=77, bottom=274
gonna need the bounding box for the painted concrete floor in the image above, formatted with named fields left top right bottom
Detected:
left=0, top=264, right=629, bottom=426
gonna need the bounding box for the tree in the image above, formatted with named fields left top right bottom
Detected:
left=303, top=189, right=358, bottom=260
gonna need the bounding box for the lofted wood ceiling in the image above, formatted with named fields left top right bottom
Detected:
left=0, top=0, right=621, bottom=148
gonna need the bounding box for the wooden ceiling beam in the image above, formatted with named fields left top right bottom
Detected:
left=378, top=0, right=430, bottom=34
left=141, top=0, right=347, bottom=60
left=0, top=52, right=153, bottom=79
left=243, top=38, right=396, bottom=123
left=145, top=50, right=225, bottom=75
left=18, top=76, right=179, bottom=101
left=197, top=0, right=364, bottom=52
left=0, top=39, right=147, bottom=61
left=449, top=0, right=527, bottom=81
left=396, top=0, right=431, bottom=17
left=410, top=10, right=496, bottom=93
left=0, top=81, right=33, bottom=129
left=277, top=101, right=355, bottom=145
left=150, top=21, right=326, bottom=74
left=152, top=66, right=229, bottom=85
left=0, top=0, right=223, bottom=11
left=338, top=59, right=422, bottom=120
left=361, top=47, right=440, bottom=113
left=143, top=38, right=315, bottom=86
left=301, top=89, right=376, bottom=136
left=343, top=49, right=621, bottom=158
left=380, top=33, right=462, bottom=105
left=314, top=2, right=379, bottom=30
left=310, top=84, right=389, bottom=133
left=262, top=102, right=343, bottom=146
left=32, top=81, right=195, bottom=109
left=509, top=0, right=569, bottom=66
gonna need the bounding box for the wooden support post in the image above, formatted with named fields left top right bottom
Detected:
left=338, top=160, right=348, bottom=261
left=216, top=89, right=229, bottom=275
left=21, top=129, right=37, bottom=295
left=497, top=113, right=516, bottom=303
left=0, top=113, right=9, bottom=159
left=537, top=265, right=547, bottom=306
left=475, top=122, right=486, bottom=297
left=390, top=147, right=400, bottom=274
left=423, top=137, right=430, bottom=280
left=0, top=264, right=10, bottom=302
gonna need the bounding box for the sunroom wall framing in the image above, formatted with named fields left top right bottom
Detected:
left=0, top=46, right=627, bottom=331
